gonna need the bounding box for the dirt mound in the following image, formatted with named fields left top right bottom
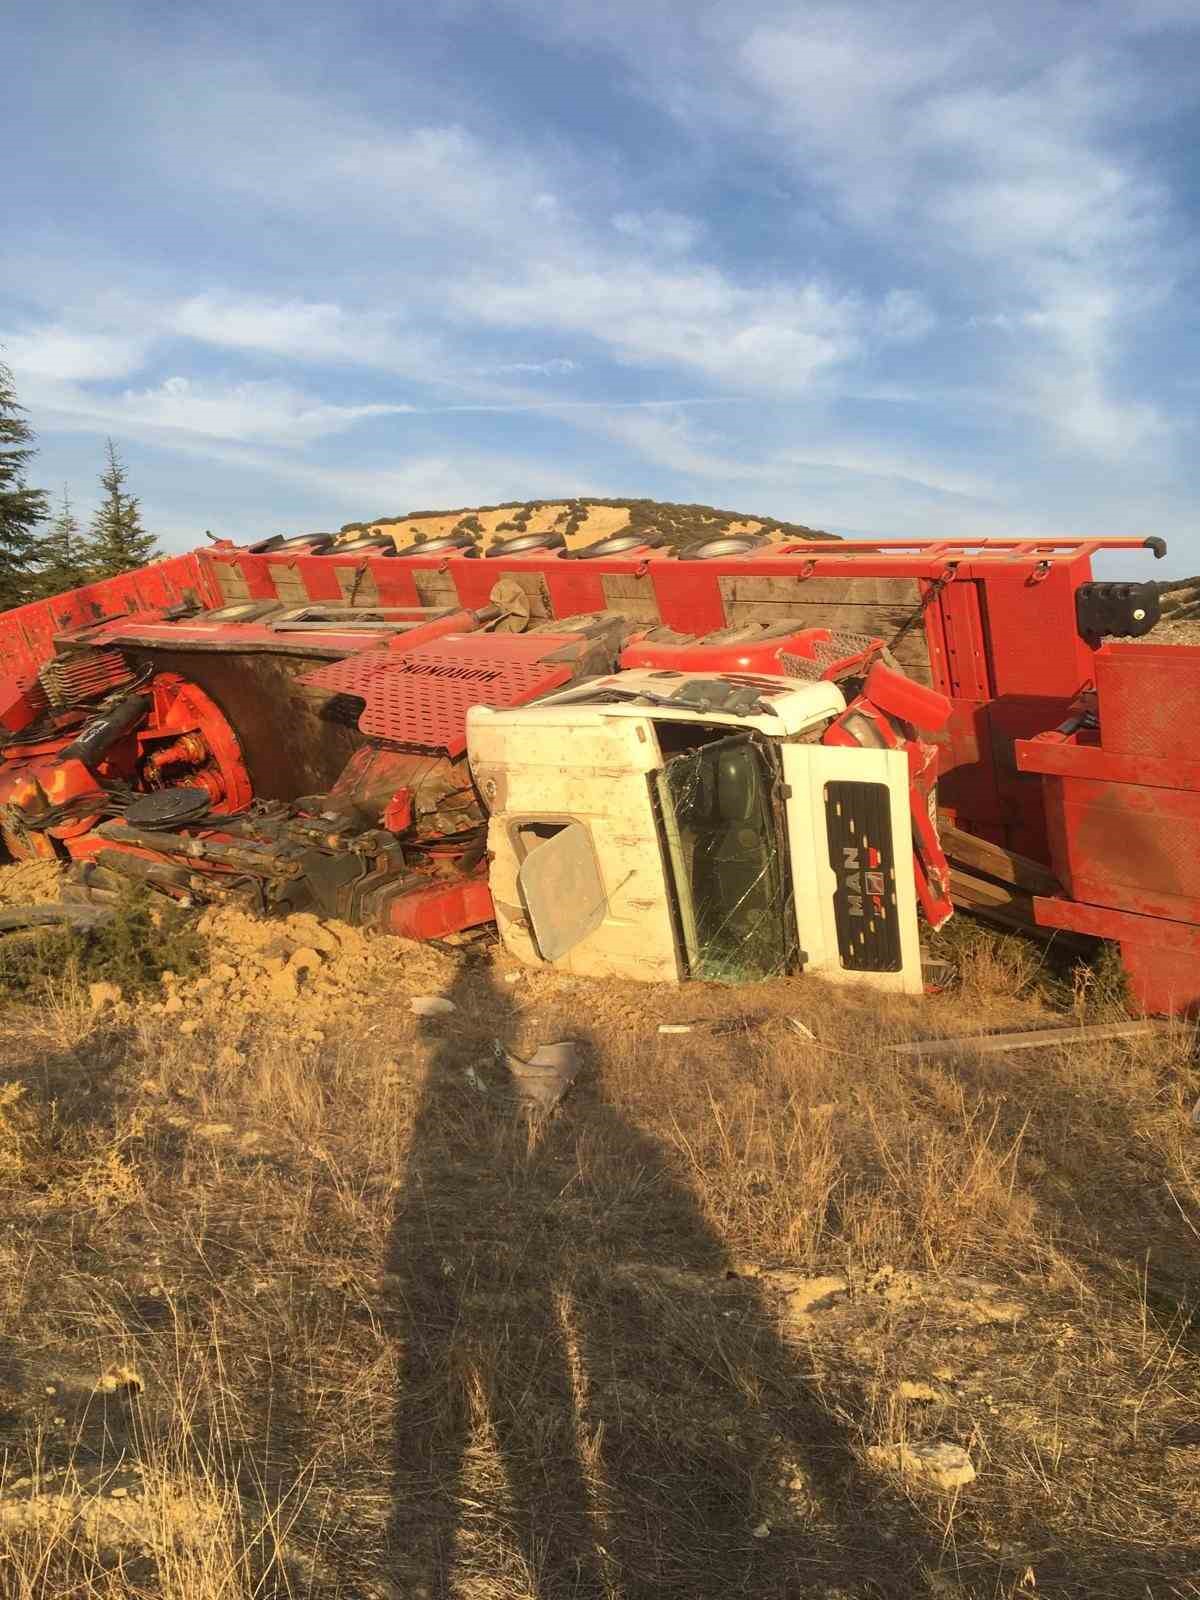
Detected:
left=0, top=859, right=63, bottom=905
left=142, top=905, right=459, bottom=1044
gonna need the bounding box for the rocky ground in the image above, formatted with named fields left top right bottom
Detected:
left=0, top=876, right=1197, bottom=1598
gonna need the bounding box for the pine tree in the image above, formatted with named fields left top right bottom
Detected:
left=29, top=485, right=88, bottom=597
left=0, top=359, right=50, bottom=609
left=81, top=439, right=158, bottom=580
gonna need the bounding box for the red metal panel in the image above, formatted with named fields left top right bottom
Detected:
left=381, top=873, right=494, bottom=939
left=652, top=564, right=725, bottom=633
left=1017, top=738, right=1200, bottom=793
left=435, top=558, right=504, bottom=611
left=934, top=579, right=991, bottom=700
left=1093, top=643, right=1200, bottom=763
left=369, top=562, right=423, bottom=606
left=305, top=632, right=581, bottom=755
left=1035, top=895, right=1200, bottom=950
left=200, top=551, right=277, bottom=602
left=294, top=556, right=344, bottom=603
left=1035, top=896, right=1200, bottom=1016
left=0, top=552, right=209, bottom=681
left=974, top=566, right=1094, bottom=699
left=1040, top=774, right=1200, bottom=924
left=1119, top=942, right=1200, bottom=1019
left=546, top=564, right=607, bottom=615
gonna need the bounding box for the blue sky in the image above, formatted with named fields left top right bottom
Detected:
left=3, top=0, right=1199, bottom=572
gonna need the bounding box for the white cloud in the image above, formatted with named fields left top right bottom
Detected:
left=482, top=357, right=578, bottom=376
left=612, top=210, right=703, bottom=254
left=451, top=263, right=860, bottom=390
left=21, top=373, right=412, bottom=448
left=0, top=325, right=147, bottom=382
left=724, top=9, right=1180, bottom=453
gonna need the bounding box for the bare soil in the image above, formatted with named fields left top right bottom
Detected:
left=0, top=877, right=1198, bottom=1597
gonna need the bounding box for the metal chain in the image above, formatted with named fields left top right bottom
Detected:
left=886, top=564, right=958, bottom=655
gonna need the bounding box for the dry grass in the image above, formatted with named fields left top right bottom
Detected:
left=0, top=917, right=1198, bottom=1598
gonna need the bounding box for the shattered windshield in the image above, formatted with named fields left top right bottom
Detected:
left=654, top=735, right=793, bottom=981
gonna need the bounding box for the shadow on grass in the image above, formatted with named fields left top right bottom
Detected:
left=385, top=956, right=967, bottom=1600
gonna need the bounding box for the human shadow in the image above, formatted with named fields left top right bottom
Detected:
left=385, top=958, right=970, bottom=1599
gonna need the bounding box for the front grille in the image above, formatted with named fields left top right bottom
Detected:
left=824, top=780, right=902, bottom=971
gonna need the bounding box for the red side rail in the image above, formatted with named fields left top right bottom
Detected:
left=0, top=552, right=218, bottom=685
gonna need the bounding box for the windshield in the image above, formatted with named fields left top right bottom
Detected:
left=654, top=735, right=793, bottom=981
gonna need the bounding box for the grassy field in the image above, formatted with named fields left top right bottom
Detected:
left=0, top=898, right=1198, bottom=1599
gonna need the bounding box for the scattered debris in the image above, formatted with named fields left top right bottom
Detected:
left=498, top=1040, right=582, bottom=1112
left=787, top=1018, right=816, bottom=1040
left=920, top=956, right=955, bottom=991
left=892, top=1019, right=1167, bottom=1058
left=88, top=981, right=122, bottom=1013
left=410, top=995, right=457, bottom=1018
left=894, top=1380, right=944, bottom=1404
left=762, top=1273, right=851, bottom=1321
left=94, top=1366, right=143, bottom=1396
left=867, top=1439, right=976, bottom=1491
left=0, top=902, right=113, bottom=932
left=658, top=1023, right=693, bottom=1034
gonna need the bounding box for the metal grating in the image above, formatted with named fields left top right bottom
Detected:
left=303, top=633, right=581, bottom=754
left=39, top=646, right=135, bottom=708
left=780, top=631, right=878, bottom=680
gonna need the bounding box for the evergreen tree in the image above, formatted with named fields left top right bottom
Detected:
left=0, top=359, right=50, bottom=608
left=82, top=439, right=158, bottom=579
left=29, top=485, right=88, bottom=597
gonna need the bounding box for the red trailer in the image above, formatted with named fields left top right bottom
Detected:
left=0, top=527, right=1190, bottom=1011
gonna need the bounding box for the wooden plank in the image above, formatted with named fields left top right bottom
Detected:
left=214, top=563, right=251, bottom=604
left=893, top=1020, right=1166, bottom=1059
left=949, top=870, right=1092, bottom=950
left=940, top=822, right=1060, bottom=895
left=719, top=586, right=932, bottom=684
left=718, top=575, right=920, bottom=607
left=334, top=565, right=379, bottom=606
left=412, top=568, right=462, bottom=610
left=950, top=868, right=1032, bottom=913
left=601, top=573, right=659, bottom=620
left=270, top=565, right=308, bottom=606
left=722, top=598, right=914, bottom=631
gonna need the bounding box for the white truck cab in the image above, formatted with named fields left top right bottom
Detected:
left=467, top=669, right=924, bottom=993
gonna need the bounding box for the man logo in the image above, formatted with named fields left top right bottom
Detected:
left=842, top=845, right=864, bottom=918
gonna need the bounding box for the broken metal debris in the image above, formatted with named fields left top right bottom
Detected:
left=494, top=1039, right=583, bottom=1112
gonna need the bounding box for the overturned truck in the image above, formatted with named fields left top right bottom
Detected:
left=0, top=526, right=1189, bottom=1010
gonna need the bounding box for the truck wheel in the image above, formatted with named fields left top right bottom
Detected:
left=485, top=531, right=566, bottom=556
left=566, top=532, right=665, bottom=558
left=677, top=534, right=769, bottom=560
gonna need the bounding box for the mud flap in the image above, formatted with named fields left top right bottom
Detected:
left=781, top=744, right=924, bottom=994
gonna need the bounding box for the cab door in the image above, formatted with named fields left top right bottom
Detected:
left=781, top=743, right=924, bottom=994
